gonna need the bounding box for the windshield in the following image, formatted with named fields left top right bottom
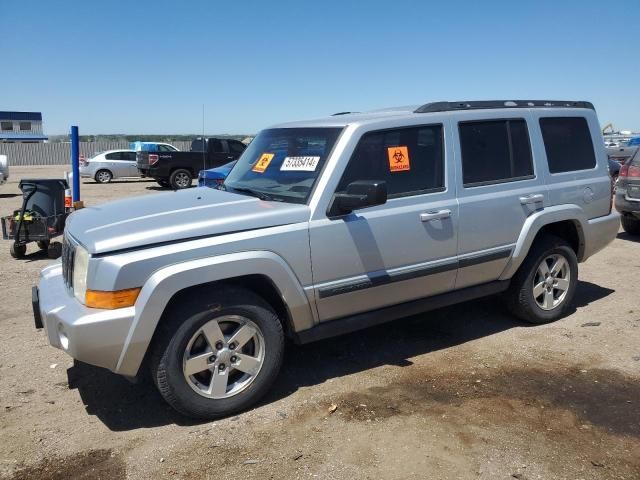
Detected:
left=224, top=127, right=343, bottom=203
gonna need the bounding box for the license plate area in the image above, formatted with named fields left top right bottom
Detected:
left=628, top=184, right=640, bottom=199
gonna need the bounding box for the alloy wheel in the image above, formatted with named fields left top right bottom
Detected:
left=532, top=254, right=571, bottom=310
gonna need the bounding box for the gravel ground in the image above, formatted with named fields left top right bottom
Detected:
left=0, top=166, right=639, bottom=480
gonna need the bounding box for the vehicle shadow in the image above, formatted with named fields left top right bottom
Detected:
left=0, top=193, right=21, bottom=199
left=617, top=231, right=640, bottom=243
left=84, top=179, right=155, bottom=185
left=67, top=280, right=614, bottom=432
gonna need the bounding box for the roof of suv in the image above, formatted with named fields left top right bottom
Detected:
left=272, top=100, right=595, bottom=129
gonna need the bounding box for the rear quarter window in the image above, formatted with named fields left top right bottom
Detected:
left=539, top=117, right=596, bottom=173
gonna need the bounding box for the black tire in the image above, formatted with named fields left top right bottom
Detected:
left=150, top=287, right=285, bottom=419
left=169, top=169, right=192, bottom=190
left=621, top=214, right=640, bottom=236
left=506, top=235, right=578, bottom=324
left=95, top=169, right=113, bottom=184
left=37, top=240, right=50, bottom=250
left=47, top=241, right=62, bottom=259
left=10, top=243, right=26, bottom=259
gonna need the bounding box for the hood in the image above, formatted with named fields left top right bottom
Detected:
left=66, top=188, right=310, bottom=254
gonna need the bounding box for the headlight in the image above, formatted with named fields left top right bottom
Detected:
left=73, top=245, right=89, bottom=303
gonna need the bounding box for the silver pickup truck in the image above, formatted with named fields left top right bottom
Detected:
left=34, top=100, right=620, bottom=419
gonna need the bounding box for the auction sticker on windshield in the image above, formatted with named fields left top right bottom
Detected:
left=252, top=153, right=274, bottom=173
left=280, top=156, right=320, bottom=171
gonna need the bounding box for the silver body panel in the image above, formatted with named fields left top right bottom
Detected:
left=79, top=150, right=138, bottom=180
left=38, top=104, right=620, bottom=377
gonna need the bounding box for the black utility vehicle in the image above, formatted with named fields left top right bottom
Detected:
left=137, top=138, right=246, bottom=189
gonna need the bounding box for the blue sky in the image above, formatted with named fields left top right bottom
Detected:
left=2, top=0, right=639, bottom=134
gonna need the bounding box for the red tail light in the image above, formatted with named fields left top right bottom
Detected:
left=149, top=154, right=159, bottom=166
left=620, top=164, right=640, bottom=178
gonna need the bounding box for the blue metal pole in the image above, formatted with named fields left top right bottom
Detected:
left=70, top=126, right=80, bottom=203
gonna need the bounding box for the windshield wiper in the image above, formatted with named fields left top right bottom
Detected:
left=227, top=185, right=273, bottom=201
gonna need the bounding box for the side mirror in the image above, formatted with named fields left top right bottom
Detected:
left=329, top=180, right=387, bottom=216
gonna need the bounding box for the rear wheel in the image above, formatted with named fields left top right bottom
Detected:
left=47, top=241, right=62, bottom=259
left=169, top=169, right=192, bottom=190
left=150, top=287, right=284, bottom=419
left=506, top=235, right=578, bottom=324
left=95, top=169, right=113, bottom=184
left=621, top=214, right=640, bottom=236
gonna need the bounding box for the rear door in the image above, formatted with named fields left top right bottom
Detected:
left=310, top=122, right=459, bottom=322
left=206, top=139, right=232, bottom=169
left=453, top=113, right=543, bottom=289
left=122, top=151, right=138, bottom=176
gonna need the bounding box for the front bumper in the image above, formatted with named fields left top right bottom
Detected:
left=37, top=262, right=135, bottom=373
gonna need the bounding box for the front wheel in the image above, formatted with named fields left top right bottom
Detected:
left=169, top=169, right=192, bottom=189
left=506, top=235, right=578, bottom=324
left=150, top=287, right=284, bottom=419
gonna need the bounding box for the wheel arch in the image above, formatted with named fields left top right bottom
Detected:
left=500, top=205, right=588, bottom=280
left=113, top=251, right=314, bottom=377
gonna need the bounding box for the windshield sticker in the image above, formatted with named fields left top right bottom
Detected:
left=280, top=156, right=321, bottom=172
left=387, top=146, right=410, bottom=172
left=252, top=153, right=274, bottom=173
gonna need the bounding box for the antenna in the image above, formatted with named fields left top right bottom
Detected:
left=202, top=104, right=206, bottom=172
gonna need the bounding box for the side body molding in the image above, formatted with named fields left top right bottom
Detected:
left=114, top=251, right=314, bottom=376
left=499, top=205, right=588, bottom=280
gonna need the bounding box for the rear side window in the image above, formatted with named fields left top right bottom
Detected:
left=337, top=125, right=444, bottom=198
left=459, top=119, right=534, bottom=186
left=229, top=141, right=246, bottom=155
left=105, top=152, right=120, bottom=160
left=540, top=117, right=596, bottom=173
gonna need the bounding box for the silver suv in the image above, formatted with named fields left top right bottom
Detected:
left=34, top=100, right=620, bottom=418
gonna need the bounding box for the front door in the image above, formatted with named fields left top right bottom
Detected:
left=310, top=123, right=459, bottom=322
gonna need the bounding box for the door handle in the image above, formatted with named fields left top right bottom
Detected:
left=420, top=209, right=451, bottom=222
left=519, top=194, right=544, bottom=205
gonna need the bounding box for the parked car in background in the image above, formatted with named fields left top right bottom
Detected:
left=0, top=154, right=8, bottom=185
left=80, top=150, right=138, bottom=183
left=35, top=99, right=619, bottom=419
left=615, top=149, right=640, bottom=235
left=198, top=160, right=237, bottom=187
left=137, top=137, right=246, bottom=189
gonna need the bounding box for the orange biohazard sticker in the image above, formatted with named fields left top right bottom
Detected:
left=387, top=146, right=410, bottom=172
left=252, top=153, right=274, bottom=173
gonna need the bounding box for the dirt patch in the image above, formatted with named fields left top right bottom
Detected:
left=6, top=449, right=125, bottom=480
left=330, top=366, right=640, bottom=437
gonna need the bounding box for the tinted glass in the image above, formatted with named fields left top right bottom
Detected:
left=229, top=141, right=246, bottom=154
left=105, top=152, right=120, bottom=160
left=459, top=119, right=533, bottom=185
left=337, top=125, right=444, bottom=198
left=123, top=152, right=136, bottom=161
left=157, top=145, right=173, bottom=152
left=540, top=117, right=596, bottom=173
left=224, top=127, right=342, bottom=204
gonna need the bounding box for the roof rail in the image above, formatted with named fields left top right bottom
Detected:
left=331, top=111, right=359, bottom=116
left=414, top=100, right=595, bottom=114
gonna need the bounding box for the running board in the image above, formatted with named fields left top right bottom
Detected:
left=293, top=280, right=510, bottom=344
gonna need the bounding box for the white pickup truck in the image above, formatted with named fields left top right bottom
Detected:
left=0, top=155, right=8, bottom=185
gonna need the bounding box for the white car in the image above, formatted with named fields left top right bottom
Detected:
left=80, top=150, right=138, bottom=183
left=0, top=154, right=8, bottom=185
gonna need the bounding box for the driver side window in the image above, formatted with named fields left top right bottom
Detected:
left=336, top=124, right=444, bottom=199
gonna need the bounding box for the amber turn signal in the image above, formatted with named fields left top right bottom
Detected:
left=85, top=288, right=141, bottom=309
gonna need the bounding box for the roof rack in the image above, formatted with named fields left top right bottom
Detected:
left=414, top=100, right=594, bottom=114
left=331, top=111, right=359, bottom=116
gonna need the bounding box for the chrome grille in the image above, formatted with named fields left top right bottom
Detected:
left=61, top=235, right=76, bottom=288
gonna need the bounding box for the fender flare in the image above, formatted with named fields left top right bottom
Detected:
left=114, top=250, right=314, bottom=376
left=499, top=205, right=587, bottom=280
